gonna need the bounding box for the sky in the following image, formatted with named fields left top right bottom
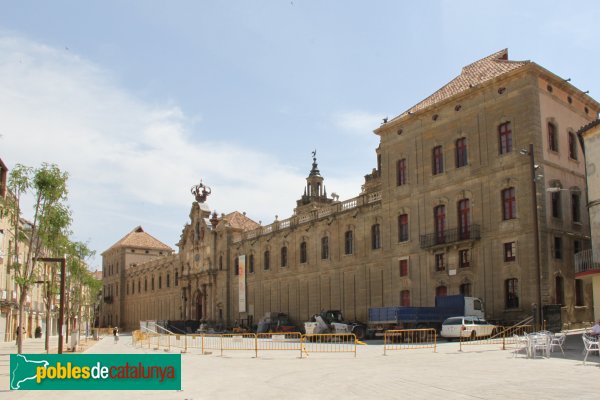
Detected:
left=1, top=1, right=599, bottom=269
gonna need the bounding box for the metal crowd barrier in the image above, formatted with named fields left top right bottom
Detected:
left=257, top=332, right=303, bottom=358
left=383, top=329, right=437, bottom=355
left=301, top=333, right=357, bottom=357
left=131, top=331, right=358, bottom=357
left=459, top=324, right=535, bottom=351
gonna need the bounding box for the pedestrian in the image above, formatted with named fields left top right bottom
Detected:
left=113, top=326, right=119, bottom=344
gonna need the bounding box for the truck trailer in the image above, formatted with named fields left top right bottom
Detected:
left=367, top=295, right=485, bottom=337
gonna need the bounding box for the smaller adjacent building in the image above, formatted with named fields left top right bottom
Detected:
left=576, top=119, right=600, bottom=321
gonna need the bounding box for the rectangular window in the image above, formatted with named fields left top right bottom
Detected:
left=554, top=236, right=562, bottom=259
left=502, top=187, right=516, bottom=220
left=551, top=191, right=561, bottom=219
left=498, top=122, right=512, bottom=154
left=249, top=254, right=255, bottom=273
left=398, top=214, right=409, bottom=242
left=264, top=251, right=270, bottom=270
left=574, top=240, right=582, bottom=255
left=281, top=246, right=288, bottom=267
left=458, top=199, right=470, bottom=240
left=455, top=137, right=468, bottom=168
left=396, top=159, right=407, bottom=186
left=459, top=283, right=472, bottom=297
left=571, top=193, right=581, bottom=223
left=399, top=259, right=409, bottom=277
left=548, top=122, right=558, bottom=152
left=344, top=231, right=353, bottom=255
left=321, top=237, right=329, bottom=260
left=459, top=249, right=470, bottom=268
left=575, top=279, right=584, bottom=306
left=434, top=205, right=446, bottom=244
left=400, top=290, right=410, bottom=306
left=435, top=253, right=445, bottom=272
left=568, top=132, right=578, bottom=160
left=505, top=278, right=519, bottom=309
left=432, top=146, right=444, bottom=175
left=300, top=242, right=307, bottom=263
left=371, top=224, right=381, bottom=250
left=504, top=242, right=516, bottom=262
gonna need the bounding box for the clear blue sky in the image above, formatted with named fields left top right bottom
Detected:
left=1, top=1, right=599, bottom=268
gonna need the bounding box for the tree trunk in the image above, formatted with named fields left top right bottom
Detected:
left=17, top=289, right=27, bottom=354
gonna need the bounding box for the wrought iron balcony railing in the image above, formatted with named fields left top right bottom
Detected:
left=419, top=224, right=481, bottom=249
left=574, top=249, right=600, bottom=275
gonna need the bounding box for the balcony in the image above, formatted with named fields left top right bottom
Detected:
left=575, top=249, right=600, bottom=278
left=419, top=224, right=481, bottom=249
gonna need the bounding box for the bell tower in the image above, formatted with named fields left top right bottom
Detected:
left=296, top=150, right=334, bottom=209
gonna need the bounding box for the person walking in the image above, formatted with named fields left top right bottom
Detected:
left=113, top=326, right=119, bottom=344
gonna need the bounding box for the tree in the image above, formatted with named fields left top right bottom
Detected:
left=6, top=163, right=69, bottom=354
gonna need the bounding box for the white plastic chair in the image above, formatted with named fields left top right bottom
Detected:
left=550, top=334, right=565, bottom=356
left=530, top=333, right=550, bottom=358
left=512, top=334, right=529, bottom=358
left=582, top=335, right=599, bottom=365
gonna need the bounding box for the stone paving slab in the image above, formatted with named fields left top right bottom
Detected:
left=0, top=333, right=599, bottom=400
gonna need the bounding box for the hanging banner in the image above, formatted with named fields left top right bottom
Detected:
left=238, top=255, right=246, bottom=313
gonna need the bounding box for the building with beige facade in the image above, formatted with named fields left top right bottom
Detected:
left=103, top=49, right=600, bottom=331
left=576, top=119, right=600, bottom=321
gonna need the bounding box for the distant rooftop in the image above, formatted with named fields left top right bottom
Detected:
left=102, top=226, right=173, bottom=255
left=220, top=211, right=261, bottom=232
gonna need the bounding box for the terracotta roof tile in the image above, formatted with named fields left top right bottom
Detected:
left=392, top=49, right=529, bottom=121
left=220, top=211, right=260, bottom=231
left=103, top=226, right=173, bottom=254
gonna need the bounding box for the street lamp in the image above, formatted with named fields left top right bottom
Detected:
left=520, top=144, right=543, bottom=330
left=34, top=257, right=66, bottom=354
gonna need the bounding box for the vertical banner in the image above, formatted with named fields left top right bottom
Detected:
left=238, top=255, right=246, bottom=313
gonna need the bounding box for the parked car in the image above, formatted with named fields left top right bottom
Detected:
left=440, top=316, right=497, bottom=340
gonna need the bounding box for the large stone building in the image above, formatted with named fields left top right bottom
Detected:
left=103, top=50, right=600, bottom=331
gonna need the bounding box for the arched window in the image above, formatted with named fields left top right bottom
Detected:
left=460, top=282, right=472, bottom=297
left=435, top=285, right=447, bottom=297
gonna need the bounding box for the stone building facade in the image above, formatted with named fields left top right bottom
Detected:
left=102, top=50, right=600, bottom=331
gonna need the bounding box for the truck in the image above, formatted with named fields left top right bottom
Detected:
left=304, top=310, right=367, bottom=340
left=367, top=295, right=485, bottom=338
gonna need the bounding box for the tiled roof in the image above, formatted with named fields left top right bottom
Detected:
left=220, top=211, right=260, bottom=231
left=392, top=49, right=529, bottom=121
left=577, top=119, right=600, bottom=135
left=103, top=226, right=173, bottom=254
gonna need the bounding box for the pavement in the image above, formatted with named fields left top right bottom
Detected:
left=0, top=332, right=599, bottom=400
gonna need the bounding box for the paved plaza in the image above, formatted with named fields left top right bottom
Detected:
left=0, top=332, right=599, bottom=400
